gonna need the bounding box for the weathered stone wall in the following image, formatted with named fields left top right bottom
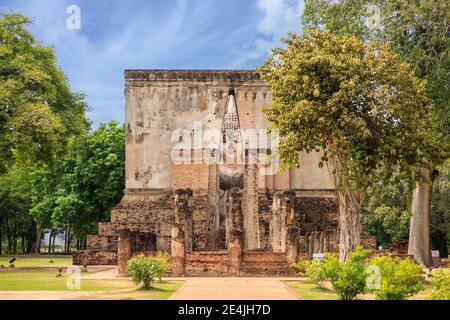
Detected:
left=86, top=235, right=118, bottom=250
left=125, top=70, right=270, bottom=190
left=186, top=251, right=228, bottom=275
left=185, top=251, right=290, bottom=276
left=73, top=250, right=117, bottom=265
left=361, top=236, right=378, bottom=251
left=258, top=190, right=338, bottom=251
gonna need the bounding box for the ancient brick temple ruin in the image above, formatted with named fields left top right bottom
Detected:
left=73, top=70, right=345, bottom=275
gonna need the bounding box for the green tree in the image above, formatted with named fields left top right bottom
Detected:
left=302, top=0, right=449, bottom=266
left=260, top=29, right=430, bottom=261
left=31, top=121, right=125, bottom=250
left=0, top=13, right=87, bottom=170
left=321, top=246, right=371, bottom=300
left=361, top=169, right=413, bottom=246
left=431, top=159, right=450, bottom=257
left=0, top=166, right=35, bottom=254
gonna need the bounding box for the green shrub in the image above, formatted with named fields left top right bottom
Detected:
left=321, top=246, right=371, bottom=300
left=154, top=251, right=171, bottom=281
left=126, top=255, right=161, bottom=289
left=306, top=259, right=328, bottom=288
left=429, top=269, right=450, bottom=300
left=367, top=255, right=422, bottom=300
left=291, top=259, right=311, bottom=276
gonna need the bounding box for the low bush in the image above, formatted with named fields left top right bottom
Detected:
left=306, top=259, right=327, bottom=288
left=366, top=255, right=422, bottom=300
left=291, top=259, right=310, bottom=276
left=127, top=254, right=164, bottom=289
left=321, top=247, right=371, bottom=300
left=429, top=269, right=450, bottom=300
left=154, top=251, right=171, bottom=281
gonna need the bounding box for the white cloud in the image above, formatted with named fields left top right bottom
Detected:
left=231, top=0, right=304, bottom=68
left=0, top=0, right=305, bottom=125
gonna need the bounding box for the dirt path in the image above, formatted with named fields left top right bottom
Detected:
left=169, top=277, right=299, bottom=300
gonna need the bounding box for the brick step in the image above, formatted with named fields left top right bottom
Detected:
left=241, top=260, right=289, bottom=275
left=242, top=261, right=288, bottom=269
left=243, top=252, right=287, bottom=262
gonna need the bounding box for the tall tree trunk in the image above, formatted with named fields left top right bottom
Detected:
left=6, top=224, right=12, bottom=255
left=329, top=154, right=361, bottom=261
left=12, top=235, right=16, bottom=255
left=33, top=227, right=42, bottom=254
left=408, top=167, right=434, bottom=266
left=66, top=230, right=72, bottom=254
left=48, top=230, right=53, bottom=254
left=52, top=233, right=57, bottom=253
left=0, top=223, right=2, bottom=255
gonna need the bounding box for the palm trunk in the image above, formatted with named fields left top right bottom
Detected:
left=408, top=167, right=434, bottom=266
left=329, top=154, right=361, bottom=261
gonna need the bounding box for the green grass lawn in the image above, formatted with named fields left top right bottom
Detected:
left=285, top=278, right=436, bottom=300
left=0, top=255, right=73, bottom=267
left=0, top=269, right=184, bottom=299
left=285, top=280, right=339, bottom=300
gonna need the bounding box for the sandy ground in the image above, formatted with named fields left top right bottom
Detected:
left=168, top=277, right=299, bottom=300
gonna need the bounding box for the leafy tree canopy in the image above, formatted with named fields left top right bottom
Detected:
left=260, top=29, right=430, bottom=189
left=30, top=121, right=125, bottom=239
left=0, top=13, right=88, bottom=170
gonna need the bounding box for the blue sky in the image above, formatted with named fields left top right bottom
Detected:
left=0, top=0, right=304, bottom=127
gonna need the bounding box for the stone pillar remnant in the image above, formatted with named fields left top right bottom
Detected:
left=118, top=228, right=132, bottom=276
left=171, top=188, right=193, bottom=276
left=284, top=191, right=298, bottom=264
left=228, top=188, right=243, bottom=276
left=270, top=192, right=283, bottom=252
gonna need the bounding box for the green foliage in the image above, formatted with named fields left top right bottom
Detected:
left=30, top=121, right=125, bottom=240
left=0, top=166, right=35, bottom=253
left=154, top=251, right=171, bottom=281
left=303, top=0, right=450, bottom=142
left=293, top=259, right=327, bottom=287
left=429, top=269, right=450, bottom=300
left=0, top=13, right=87, bottom=169
left=127, top=254, right=167, bottom=289
left=367, top=255, right=422, bottom=300
left=301, top=2, right=449, bottom=255
left=361, top=168, right=413, bottom=246
left=320, top=247, right=371, bottom=300
left=431, top=160, right=450, bottom=257
left=305, top=259, right=327, bottom=288
left=260, top=28, right=429, bottom=189
left=292, top=259, right=311, bottom=276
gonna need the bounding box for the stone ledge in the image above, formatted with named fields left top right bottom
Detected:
left=124, top=69, right=264, bottom=83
